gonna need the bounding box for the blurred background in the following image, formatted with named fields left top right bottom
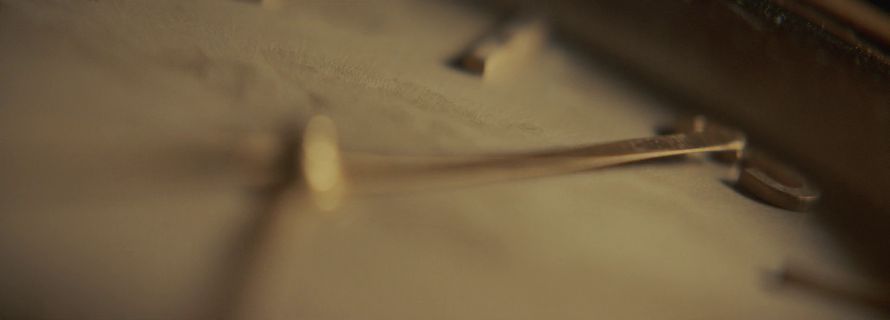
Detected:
left=1, top=0, right=889, bottom=319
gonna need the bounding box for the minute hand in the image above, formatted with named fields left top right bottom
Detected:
left=342, top=128, right=745, bottom=193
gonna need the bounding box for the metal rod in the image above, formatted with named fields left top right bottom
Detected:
left=295, top=115, right=745, bottom=202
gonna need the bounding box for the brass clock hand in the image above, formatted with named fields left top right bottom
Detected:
left=341, top=122, right=745, bottom=193
left=242, top=115, right=744, bottom=210
left=239, top=115, right=817, bottom=212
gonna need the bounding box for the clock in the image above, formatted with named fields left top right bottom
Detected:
left=0, top=0, right=887, bottom=319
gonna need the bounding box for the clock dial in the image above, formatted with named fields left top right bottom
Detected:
left=0, top=0, right=883, bottom=319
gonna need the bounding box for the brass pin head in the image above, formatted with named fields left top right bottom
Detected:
left=672, top=115, right=819, bottom=212
left=737, top=151, right=820, bottom=212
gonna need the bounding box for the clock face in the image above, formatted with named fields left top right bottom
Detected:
left=0, top=0, right=882, bottom=319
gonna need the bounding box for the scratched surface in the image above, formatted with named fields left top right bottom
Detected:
left=0, top=0, right=878, bottom=319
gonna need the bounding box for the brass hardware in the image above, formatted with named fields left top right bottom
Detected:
left=241, top=115, right=819, bottom=212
